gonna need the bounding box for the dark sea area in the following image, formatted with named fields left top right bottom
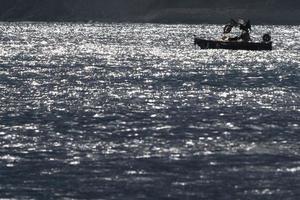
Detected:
left=0, top=23, right=299, bottom=199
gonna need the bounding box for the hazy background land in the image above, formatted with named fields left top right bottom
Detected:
left=0, top=0, right=299, bottom=24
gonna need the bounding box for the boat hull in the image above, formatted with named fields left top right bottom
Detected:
left=194, top=38, right=272, bottom=51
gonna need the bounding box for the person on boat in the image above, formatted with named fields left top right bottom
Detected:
left=239, top=19, right=251, bottom=42
left=222, top=19, right=251, bottom=42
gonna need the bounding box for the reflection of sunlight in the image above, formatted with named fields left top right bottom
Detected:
left=0, top=23, right=299, bottom=171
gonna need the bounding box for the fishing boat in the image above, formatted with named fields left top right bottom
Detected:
left=194, top=37, right=272, bottom=51
left=194, top=19, right=272, bottom=51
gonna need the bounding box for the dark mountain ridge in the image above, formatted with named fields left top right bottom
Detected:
left=0, top=0, right=299, bottom=24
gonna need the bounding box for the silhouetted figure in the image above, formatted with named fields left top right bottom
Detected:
left=223, top=19, right=251, bottom=42
left=237, top=19, right=251, bottom=31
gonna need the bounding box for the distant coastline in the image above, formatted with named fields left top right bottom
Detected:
left=0, top=0, right=299, bottom=25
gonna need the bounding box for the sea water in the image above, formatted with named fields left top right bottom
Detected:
left=0, top=23, right=299, bottom=199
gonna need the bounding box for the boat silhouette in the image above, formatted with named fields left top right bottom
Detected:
left=194, top=19, right=272, bottom=51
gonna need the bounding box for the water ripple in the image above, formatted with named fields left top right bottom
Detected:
left=0, top=23, right=299, bottom=199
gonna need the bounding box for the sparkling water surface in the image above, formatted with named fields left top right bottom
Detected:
left=0, top=23, right=300, bottom=199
